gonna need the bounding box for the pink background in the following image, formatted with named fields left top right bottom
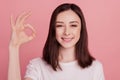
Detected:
left=0, top=0, right=120, bottom=80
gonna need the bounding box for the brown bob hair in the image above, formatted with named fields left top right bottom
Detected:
left=42, top=3, right=95, bottom=71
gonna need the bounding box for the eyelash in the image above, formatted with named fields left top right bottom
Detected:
left=56, top=25, right=63, bottom=27
left=71, top=25, right=77, bottom=27
left=56, top=25, right=77, bottom=27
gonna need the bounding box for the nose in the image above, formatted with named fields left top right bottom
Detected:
left=64, top=26, right=70, bottom=36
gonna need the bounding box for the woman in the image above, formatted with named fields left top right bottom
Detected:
left=8, top=3, right=105, bottom=80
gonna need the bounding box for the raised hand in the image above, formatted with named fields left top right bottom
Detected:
left=9, top=11, right=36, bottom=48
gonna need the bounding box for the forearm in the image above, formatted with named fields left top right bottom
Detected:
left=8, top=46, right=21, bottom=80
left=8, top=11, right=35, bottom=80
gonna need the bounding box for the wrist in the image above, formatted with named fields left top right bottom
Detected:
left=9, top=44, right=20, bottom=53
left=9, top=42, right=20, bottom=49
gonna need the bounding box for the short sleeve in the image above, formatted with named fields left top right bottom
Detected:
left=24, top=59, right=40, bottom=80
left=93, top=61, right=105, bottom=80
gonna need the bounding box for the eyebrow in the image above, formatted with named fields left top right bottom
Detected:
left=70, top=21, right=79, bottom=24
left=56, top=21, right=64, bottom=23
left=56, top=21, right=79, bottom=24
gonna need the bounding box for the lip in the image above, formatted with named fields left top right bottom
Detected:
left=61, top=37, right=73, bottom=42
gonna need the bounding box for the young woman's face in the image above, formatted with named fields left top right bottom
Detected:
left=55, top=10, right=81, bottom=49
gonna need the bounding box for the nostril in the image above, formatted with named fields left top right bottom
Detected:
left=64, top=32, right=70, bottom=36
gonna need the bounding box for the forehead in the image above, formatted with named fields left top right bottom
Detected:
left=56, top=9, right=81, bottom=23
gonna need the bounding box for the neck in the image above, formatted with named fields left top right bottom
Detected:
left=58, top=46, right=76, bottom=62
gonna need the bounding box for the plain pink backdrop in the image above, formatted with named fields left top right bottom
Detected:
left=0, top=0, right=120, bottom=80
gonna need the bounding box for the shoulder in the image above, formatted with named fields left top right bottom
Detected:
left=85, top=60, right=103, bottom=71
left=91, top=60, right=105, bottom=80
left=27, top=57, right=45, bottom=67
left=25, top=57, right=51, bottom=80
left=92, top=60, right=103, bottom=67
left=91, top=60, right=104, bottom=72
left=25, top=58, right=43, bottom=79
left=28, top=57, right=49, bottom=67
left=28, top=57, right=41, bottom=65
left=29, top=57, right=42, bottom=63
left=29, top=57, right=47, bottom=64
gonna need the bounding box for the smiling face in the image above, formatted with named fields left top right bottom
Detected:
left=55, top=9, right=81, bottom=49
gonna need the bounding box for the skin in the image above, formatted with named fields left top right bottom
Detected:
left=56, top=10, right=81, bottom=62
left=8, top=11, right=36, bottom=80
left=8, top=10, right=81, bottom=80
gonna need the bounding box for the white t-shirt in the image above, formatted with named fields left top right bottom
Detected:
left=24, top=57, right=105, bottom=80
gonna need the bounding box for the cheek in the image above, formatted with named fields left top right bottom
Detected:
left=56, top=28, right=64, bottom=35
left=74, top=29, right=81, bottom=39
left=55, top=29, right=63, bottom=39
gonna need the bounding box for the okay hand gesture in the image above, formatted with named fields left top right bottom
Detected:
left=10, top=11, right=36, bottom=48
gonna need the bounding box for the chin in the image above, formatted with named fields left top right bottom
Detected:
left=60, top=45, right=75, bottom=49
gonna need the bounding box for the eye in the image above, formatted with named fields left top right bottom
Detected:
left=71, top=24, right=77, bottom=27
left=56, top=25, right=63, bottom=27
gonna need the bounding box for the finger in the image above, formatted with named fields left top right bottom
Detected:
left=16, top=11, right=31, bottom=26
left=24, top=24, right=36, bottom=41
left=20, top=11, right=31, bottom=24
left=28, top=34, right=35, bottom=41
left=10, top=15, right=15, bottom=30
left=24, top=24, right=36, bottom=33
left=24, top=32, right=36, bottom=42
left=15, top=11, right=26, bottom=26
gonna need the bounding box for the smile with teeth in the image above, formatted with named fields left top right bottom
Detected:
left=62, top=37, right=73, bottom=42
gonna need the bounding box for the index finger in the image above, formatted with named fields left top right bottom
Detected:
left=24, top=24, right=36, bottom=34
